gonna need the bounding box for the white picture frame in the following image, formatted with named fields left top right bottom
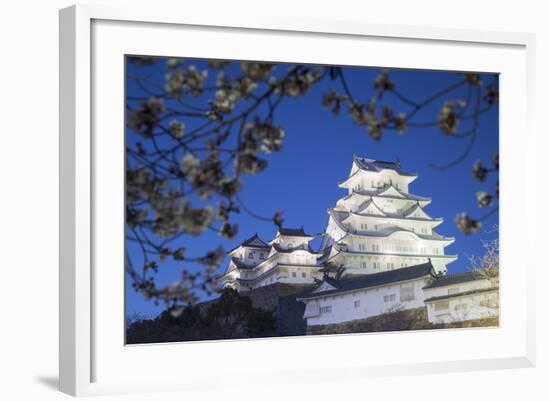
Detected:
left=59, top=3, right=536, bottom=397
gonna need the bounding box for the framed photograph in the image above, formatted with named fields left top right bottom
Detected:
left=59, top=4, right=536, bottom=397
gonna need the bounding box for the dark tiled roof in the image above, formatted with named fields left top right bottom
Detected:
left=423, top=270, right=484, bottom=289
left=278, top=227, right=311, bottom=237
left=230, top=257, right=257, bottom=270
left=298, top=261, right=435, bottom=300
left=424, top=287, right=498, bottom=302
left=227, top=234, right=271, bottom=255
left=354, top=155, right=417, bottom=177
left=241, top=233, right=270, bottom=247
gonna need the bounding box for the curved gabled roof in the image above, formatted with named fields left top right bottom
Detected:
left=350, top=210, right=444, bottom=226
left=351, top=202, right=441, bottom=222
left=341, top=186, right=431, bottom=204
left=272, top=242, right=321, bottom=255
left=353, top=155, right=418, bottom=177
left=277, top=227, right=312, bottom=237
left=378, top=184, right=430, bottom=202
left=230, top=257, right=257, bottom=270
left=241, top=233, right=270, bottom=247
left=354, top=225, right=454, bottom=242
left=328, top=209, right=354, bottom=233
left=355, top=199, right=387, bottom=216
left=227, top=233, right=270, bottom=255
left=329, top=209, right=453, bottom=242
left=219, top=256, right=257, bottom=278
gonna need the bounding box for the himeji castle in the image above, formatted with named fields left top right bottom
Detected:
left=219, top=155, right=499, bottom=326
left=218, top=227, right=323, bottom=291
left=319, top=155, right=457, bottom=276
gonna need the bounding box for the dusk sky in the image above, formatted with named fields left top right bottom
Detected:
left=125, top=58, right=499, bottom=319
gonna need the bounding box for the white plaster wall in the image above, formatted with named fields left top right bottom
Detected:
left=278, top=250, right=317, bottom=265
left=351, top=214, right=434, bottom=236
left=249, top=266, right=321, bottom=288
left=275, top=235, right=310, bottom=248
left=303, top=278, right=430, bottom=326
left=348, top=169, right=411, bottom=194
left=426, top=290, right=499, bottom=324
left=234, top=246, right=269, bottom=265
left=344, top=254, right=433, bottom=275
left=346, top=234, right=449, bottom=262
left=278, top=266, right=322, bottom=285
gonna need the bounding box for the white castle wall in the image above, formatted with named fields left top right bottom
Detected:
left=425, top=291, right=499, bottom=324
left=301, top=278, right=430, bottom=326
left=301, top=276, right=499, bottom=327
left=423, top=278, right=498, bottom=324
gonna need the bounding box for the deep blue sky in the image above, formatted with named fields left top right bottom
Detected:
left=125, top=58, right=499, bottom=319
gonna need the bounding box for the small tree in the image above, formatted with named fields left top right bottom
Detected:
left=462, top=231, right=500, bottom=314
left=468, top=232, right=499, bottom=288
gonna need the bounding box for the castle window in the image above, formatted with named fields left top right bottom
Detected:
left=320, top=306, right=332, bottom=314
left=373, top=262, right=379, bottom=270
left=302, top=272, right=306, bottom=278
left=383, top=294, right=396, bottom=303
left=248, top=252, right=254, bottom=259
left=400, top=285, right=415, bottom=302
left=362, top=261, right=367, bottom=269
left=354, top=300, right=360, bottom=308
left=434, top=301, right=449, bottom=311
left=260, top=253, right=266, bottom=259
left=292, top=272, right=297, bottom=278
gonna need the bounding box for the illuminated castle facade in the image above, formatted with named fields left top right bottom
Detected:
left=220, top=156, right=498, bottom=325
